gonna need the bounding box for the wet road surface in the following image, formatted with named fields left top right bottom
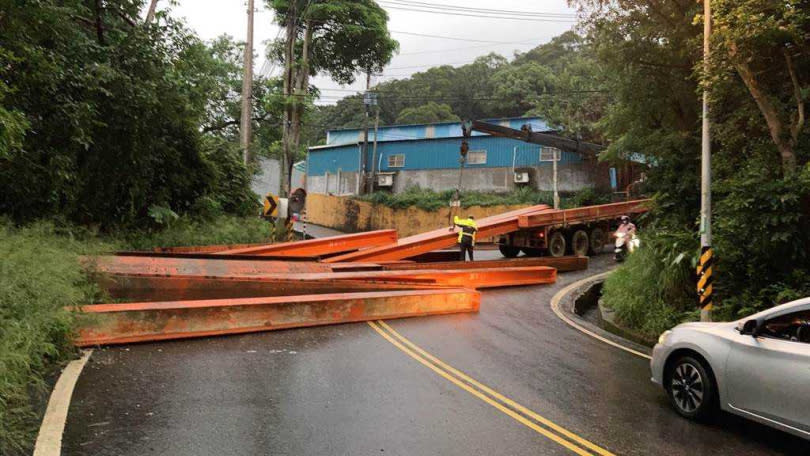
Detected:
left=63, top=254, right=810, bottom=455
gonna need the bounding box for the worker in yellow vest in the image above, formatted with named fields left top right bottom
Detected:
left=453, top=215, right=478, bottom=261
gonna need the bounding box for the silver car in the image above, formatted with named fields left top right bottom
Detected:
left=650, top=297, right=810, bottom=440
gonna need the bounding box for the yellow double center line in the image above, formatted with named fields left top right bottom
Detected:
left=368, top=320, right=615, bottom=456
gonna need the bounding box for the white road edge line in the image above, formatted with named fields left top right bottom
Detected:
left=550, top=272, right=652, bottom=360
left=34, top=349, right=93, bottom=456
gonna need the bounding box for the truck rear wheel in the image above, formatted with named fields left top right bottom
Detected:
left=548, top=231, right=566, bottom=257
left=571, top=230, right=589, bottom=256
left=589, top=228, right=605, bottom=254
left=499, top=245, right=521, bottom=258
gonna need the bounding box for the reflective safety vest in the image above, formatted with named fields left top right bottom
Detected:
left=453, top=216, right=478, bottom=244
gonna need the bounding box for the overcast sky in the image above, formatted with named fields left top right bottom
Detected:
left=165, top=0, right=577, bottom=104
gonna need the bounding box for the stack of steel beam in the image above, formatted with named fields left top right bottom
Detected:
left=74, top=204, right=584, bottom=346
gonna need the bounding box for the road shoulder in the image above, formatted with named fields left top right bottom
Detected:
left=550, top=270, right=653, bottom=360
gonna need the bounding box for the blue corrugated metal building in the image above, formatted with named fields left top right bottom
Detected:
left=306, top=117, right=611, bottom=195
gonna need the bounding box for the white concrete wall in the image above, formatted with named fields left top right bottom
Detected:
left=251, top=157, right=280, bottom=198
left=305, top=164, right=608, bottom=195
left=308, top=171, right=360, bottom=195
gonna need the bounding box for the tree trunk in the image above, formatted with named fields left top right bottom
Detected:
left=280, top=7, right=297, bottom=197
left=94, top=0, right=105, bottom=45
left=731, top=44, right=797, bottom=174
left=283, top=21, right=312, bottom=196
left=145, top=0, right=158, bottom=23
left=785, top=49, right=805, bottom=150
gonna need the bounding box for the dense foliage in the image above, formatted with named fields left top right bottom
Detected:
left=394, top=102, right=459, bottom=125
left=0, top=1, right=259, bottom=228
left=582, top=0, right=810, bottom=328
left=305, top=32, right=605, bottom=145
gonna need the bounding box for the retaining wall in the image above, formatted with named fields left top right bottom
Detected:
left=305, top=193, right=527, bottom=237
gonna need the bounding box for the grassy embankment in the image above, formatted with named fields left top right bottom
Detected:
left=600, top=232, right=700, bottom=339
left=0, top=216, right=270, bottom=455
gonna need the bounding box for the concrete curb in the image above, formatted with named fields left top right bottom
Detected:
left=550, top=271, right=652, bottom=360
left=33, top=349, right=93, bottom=456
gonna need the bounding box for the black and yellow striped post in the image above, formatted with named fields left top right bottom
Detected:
left=285, top=216, right=295, bottom=242
left=697, top=246, right=713, bottom=321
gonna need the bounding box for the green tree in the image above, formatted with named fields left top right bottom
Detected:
left=576, top=0, right=810, bottom=327
left=394, top=102, right=459, bottom=124
left=709, top=0, right=809, bottom=175
left=268, top=0, right=398, bottom=195
left=0, top=0, right=257, bottom=228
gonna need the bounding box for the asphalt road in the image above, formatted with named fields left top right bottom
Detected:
left=63, top=254, right=810, bottom=455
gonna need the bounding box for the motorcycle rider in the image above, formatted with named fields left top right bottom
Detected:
left=614, top=215, right=638, bottom=260
left=616, top=215, right=636, bottom=238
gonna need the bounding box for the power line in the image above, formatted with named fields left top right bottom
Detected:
left=385, top=59, right=487, bottom=70
left=381, top=0, right=577, bottom=18
left=379, top=3, right=577, bottom=22
left=397, top=39, right=540, bottom=56
left=389, top=30, right=522, bottom=44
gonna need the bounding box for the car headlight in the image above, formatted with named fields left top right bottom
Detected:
left=657, top=330, right=672, bottom=345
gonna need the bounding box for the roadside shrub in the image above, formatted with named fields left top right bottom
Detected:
left=357, top=186, right=611, bottom=211
left=123, top=215, right=271, bottom=250
left=601, top=231, right=698, bottom=338
left=711, top=165, right=810, bottom=319
left=0, top=221, right=111, bottom=455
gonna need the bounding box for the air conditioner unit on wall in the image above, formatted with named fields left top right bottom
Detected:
left=514, top=172, right=530, bottom=184
left=377, top=173, right=394, bottom=187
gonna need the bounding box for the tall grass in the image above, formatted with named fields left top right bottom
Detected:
left=0, top=214, right=271, bottom=454
left=122, top=215, right=273, bottom=250
left=0, top=221, right=112, bottom=455
left=600, top=231, right=699, bottom=338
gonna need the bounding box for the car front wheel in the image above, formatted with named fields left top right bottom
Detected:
left=666, top=355, right=717, bottom=420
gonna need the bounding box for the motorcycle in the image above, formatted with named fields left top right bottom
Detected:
left=614, top=232, right=640, bottom=262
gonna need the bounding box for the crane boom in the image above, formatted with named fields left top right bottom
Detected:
left=470, top=120, right=604, bottom=155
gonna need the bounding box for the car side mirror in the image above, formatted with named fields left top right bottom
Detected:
left=741, top=318, right=764, bottom=337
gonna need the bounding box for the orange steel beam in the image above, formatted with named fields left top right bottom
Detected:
left=216, top=229, right=398, bottom=257
left=325, top=204, right=555, bottom=263
left=381, top=256, right=588, bottom=273
left=97, top=274, right=441, bottom=302
left=260, top=266, right=557, bottom=289
left=403, top=250, right=463, bottom=263
left=517, top=199, right=651, bottom=229
left=83, top=256, right=331, bottom=276
left=96, top=266, right=555, bottom=301
left=385, top=266, right=556, bottom=288
left=73, top=288, right=480, bottom=346
left=149, top=243, right=268, bottom=254
left=113, top=251, right=321, bottom=261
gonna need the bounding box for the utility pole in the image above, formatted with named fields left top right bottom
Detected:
left=361, top=72, right=371, bottom=194
left=552, top=148, right=560, bottom=210
left=239, top=0, right=255, bottom=165
left=368, top=92, right=380, bottom=194
left=698, top=0, right=714, bottom=322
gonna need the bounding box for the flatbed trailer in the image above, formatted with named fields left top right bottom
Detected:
left=497, top=199, right=650, bottom=258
